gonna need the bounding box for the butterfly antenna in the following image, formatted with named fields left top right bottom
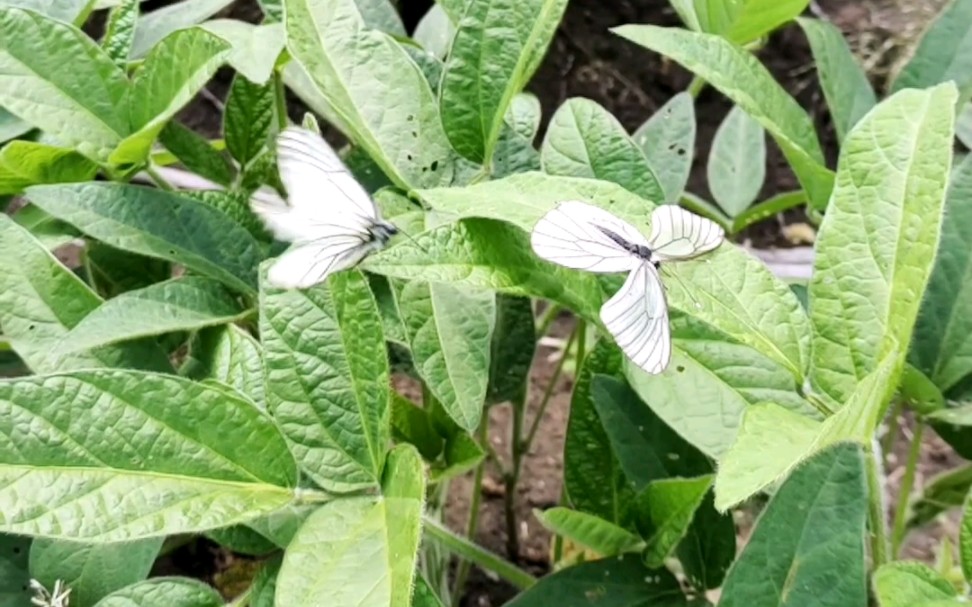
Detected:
left=396, top=228, right=430, bottom=255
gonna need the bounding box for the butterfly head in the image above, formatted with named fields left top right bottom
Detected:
left=371, top=221, right=399, bottom=244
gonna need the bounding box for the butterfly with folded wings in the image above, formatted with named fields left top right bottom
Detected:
left=250, top=126, right=399, bottom=289
left=530, top=201, right=724, bottom=375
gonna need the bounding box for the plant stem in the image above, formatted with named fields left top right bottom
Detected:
left=145, top=164, right=174, bottom=191
left=890, top=421, right=924, bottom=557
left=505, top=396, right=524, bottom=559
left=535, top=302, right=562, bottom=336
left=524, top=326, right=577, bottom=451
left=273, top=70, right=289, bottom=131
left=423, top=517, right=537, bottom=590
left=451, top=422, right=489, bottom=603
left=882, top=401, right=903, bottom=467
left=865, top=442, right=890, bottom=568
left=686, top=74, right=707, bottom=97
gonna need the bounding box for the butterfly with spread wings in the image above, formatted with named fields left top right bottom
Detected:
left=250, top=126, right=399, bottom=289
left=531, top=201, right=724, bottom=375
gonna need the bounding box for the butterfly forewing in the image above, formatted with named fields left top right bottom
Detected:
left=647, top=205, right=723, bottom=261
left=600, top=262, right=671, bottom=374
left=530, top=200, right=649, bottom=273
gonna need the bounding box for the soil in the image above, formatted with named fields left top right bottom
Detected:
left=52, top=0, right=968, bottom=604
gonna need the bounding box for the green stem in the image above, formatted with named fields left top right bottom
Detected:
left=423, top=517, right=537, bottom=590
left=451, top=422, right=489, bottom=603
left=535, top=302, right=562, bottom=336
left=505, top=393, right=524, bottom=559
left=145, top=164, right=174, bottom=191
left=882, top=401, right=903, bottom=467
left=274, top=70, right=289, bottom=131
left=890, top=421, right=924, bottom=557
left=523, top=326, right=577, bottom=451
left=575, top=319, right=587, bottom=373
left=866, top=443, right=890, bottom=568
left=686, top=74, right=707, bottom=98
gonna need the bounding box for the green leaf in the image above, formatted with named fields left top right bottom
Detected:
left=408, top=172, right=811, bottom=379
left=0, top=369, right=297, bottom=541
left=612, top=25, right=834, bottom=210
left=395, top=280, right=495, bottom=431
left=715, top=347, right=895, bottom=510
left=206, top=523, right=277, bottom=556
left=718, top=443, right=867, bottom=607
left=909, top=464, right=972, bottom=528
left=873, top=561, right=961, bottom=607
left=183, top=189, right=271, bottom=243
left=284, top=0, right=454, bottom=189
left=541, top=98, right=665, bottom=202
left=83, top=242, right=171, bottom=299
left=638, top=475, right=713, bottom=568
left=4, top=0, right=92, bottom=23
left=707, top=106, right=765, bottom=217
left=199, top=20, right=285, bottom=85
left=797, top=17, right=876, bottom=144
left=411, top=574, right=445, bottom=607
left=250, top=556, right=281, bottom=607
left=260, top=269, right=390, bottom=493
left=184, top=325, right=266, bottom=409
left=433, top=431, right=485, bottom=482
left=111, top=27, right=230, bottom=166
left=591, top=375, right=711, bottom=490
left=440, top=0, right=567, bottom=164
left=725, top=0, right=810, bottom=45
left=159, top=122, right=235, bottom=186
left=0, top=140, right=98, bottom=194
left=677, top=491, right=735, bottom=591
left=0, top=7, right=128, bottom=161
left=929, top=404, right=972, bottom=426
left=910, top=156, right=972, bottom=393
left=0, top=107, right=32, bottom=144
left=129, top=0, right=235, bottom=58
left=958, top=103, right=972, bottom=149
left=962, top=491, right=972, bottom=585
left=487, top=295, right=536, bottom=406
left=414, top=4, right=454, bottom=59
left=26, top=183, right=261, bottom=295
left=891, top=0, right=972, bottom=97
left=101, top=0, right=138, bottom=69
left=60, top=276, right=248, bottom=354
left=29, top=538, right=163, bottom=607
left=632, top=91, right=695, bottom=203
left=534, top=507, right=643, bottom=556
left=504, top=554, right=685, bottom=607
left=564, top=341, right=635, bottom=525
left=276, top=444, right=425, bottom=607
left=391, top=392, right=444, bottom=461
left=492, top=121, right=542, bottom=179
left=507, top=92, right=542, bottom=141
left=0, top=534, right=31, bottom=606
left=224, top=75, right=275, bottom=167
left=92, top=578, right=223, bottom=607
left=354, top=0, right=404, bottom=35
left=809, top=83, right=957, bottom=404
left=0, top=215, right=170, bottom=373
left=364, top=218, right=605, bottom=322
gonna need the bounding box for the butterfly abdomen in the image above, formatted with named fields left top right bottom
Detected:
left=593, top=224, right=655, bottom=263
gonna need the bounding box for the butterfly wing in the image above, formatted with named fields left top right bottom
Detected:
left=600, top=262, right=671, bottom=374
left=265, top=236, right=376, bottom=289
left=531, top=200, right=650, bottom=273
left=647, top=205, right=724, bottom=261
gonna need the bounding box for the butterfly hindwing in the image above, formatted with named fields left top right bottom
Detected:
left=647, top=205, right=723, bottom=261
left=600, top=262, right=671, bottom=374
left=530, top=200, right=648, bottom=273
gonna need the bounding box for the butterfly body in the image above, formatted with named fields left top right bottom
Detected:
left=251, top=126, right=398, bottom=289
left=531, top=200, right=723, bottom=375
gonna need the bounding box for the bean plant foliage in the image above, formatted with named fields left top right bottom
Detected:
left=0, top=0, right=971, bottom=605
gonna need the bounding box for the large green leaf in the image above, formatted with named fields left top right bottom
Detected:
left=534, top=508, right=643, bottom=556
left=0, top=7, right=128, bottom=161
left=83, top=242, right=171, bottom=299
left=199, top=20, right=285, bottom=85
left=185, top=325, right=265, bottom=409
left=908, top=464, right=972, bottom=528
left=0, top=140, right=98, bottom=194
left=395, top=280, right=495, bottom=431
left=275, top=445, right=425, bottom=607
left=637, top=475, right=713, bottom=569
left=440, top=0, right=567, bottom=164
left=26, top=183, right=261, bottom=295
left=677, top=491, right=735, bottom=591
left=486, top=295, right=536, bottom=406
left=353, top=0, right=404, bottom=34
left=591, top=375, right=711, bottom=489
left=0, top=215, right=170, bottom=373
left=250, top=556, right=281, bottom=607
left=632, top=92, right=695, bottom=203
left=613, top=25, right=834, bottom=210
left=671, top=0, right=809, bottom=45
left=809, top=83, right=956, bottom=404
left=0, top=107, right=31, bottom=144
left=873, top=561, right=963, bottom=607
left=4, top=0, right=92, bottom=23
left=59, top=276, right=249, bottom=354
left=224, top=74, right=275, bottom=167
left=92, top=578, right=223, bottom=607
left=541, top=98, right=664, bottom=202
left=718, top=443, right=867, bottom=607
left=129, top=0, right=235, bottom=58
left=563, top=341, right=635, bottom=526
left=111, top=27, right=230, bottom=166
left=707, top=106, right=765, bottom=218
left=101, top=0, right=138, bottom=69
left=0, top=370, right=297, bottom=541
left=29, top=538, right=163, bottom=607
left=910, top=155, right=972, bottom=393
left=158, top=122, right=235, bottom=186
left=891, top=0, right=972, bottom=97
left=797, top=17, right=876, bottom=144
left=284, top=0, right=454, bottom=189
left=260, top=269, right=390, bottom=492
left=504, top=554, right=686, bottom=607
left=0, top=534, right=31, bottom=606
left=409, top=172, right=811, bottom=378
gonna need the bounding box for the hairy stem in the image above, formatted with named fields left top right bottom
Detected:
left=424, top=517, right=537, bottom=590
left=866, top=442, right=890, bottom=568
left=145, top=165, right=174, bottom=191
left=451, top=422, right=489, bottom=603
left=890, top=421, right=923, bottom=557
left=274, top=70, right=289, bottom=131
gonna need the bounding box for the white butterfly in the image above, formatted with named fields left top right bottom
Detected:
left=530, top=201, right=723, bottom=374
left=250, top=126, right=398, bottom=289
